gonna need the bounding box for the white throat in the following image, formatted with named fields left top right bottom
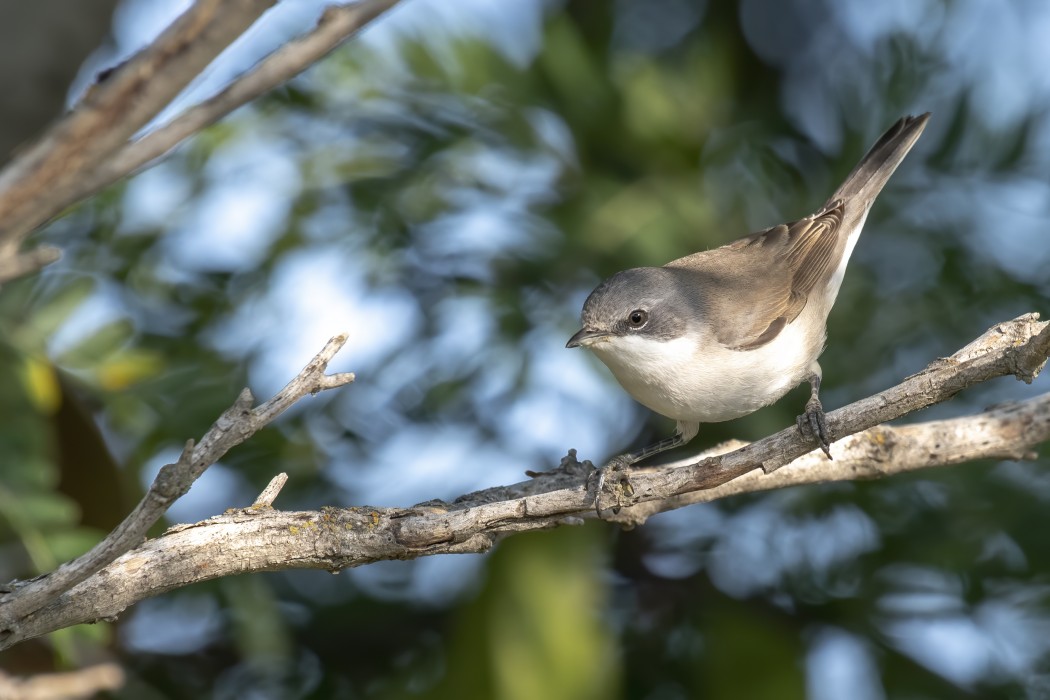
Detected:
left=587, top=318, right=821, bottom=425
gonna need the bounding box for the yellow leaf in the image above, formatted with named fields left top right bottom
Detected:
left=20, top=355, right=61, bottom=415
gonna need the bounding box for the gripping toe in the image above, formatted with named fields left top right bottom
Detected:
left=797, top=396, right=833, bottom=459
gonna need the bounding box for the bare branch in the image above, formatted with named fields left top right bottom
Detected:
left=0, top=334, right=354, bottom=646
left=68, top=0, right=404, bottom=206
left=7, top=390, right=1047, bottom=646
left=0, top=0, right=277, bottom=252
left=609, top=391, right=1050, bottom=526
left=0, top=0, right=402, bottom=285
left=639, top=313, right=1050, bottom=493
left=1, top=315, right=1047, bottom=648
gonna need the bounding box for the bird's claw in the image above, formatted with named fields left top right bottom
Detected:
left=591, top=454, right=635, bottom=517
left=797, top=396, right=833, bottom=459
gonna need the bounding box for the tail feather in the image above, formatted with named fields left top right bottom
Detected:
left=829, top=113, right=930, bottom=206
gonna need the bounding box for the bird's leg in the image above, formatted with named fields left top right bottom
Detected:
left=593, top=422, right=698, bottom=516
left=796, top=368, right=833, bottom=459
left=621, top=432, right=688, bottom=465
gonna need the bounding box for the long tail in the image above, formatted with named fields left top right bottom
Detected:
left=828, top=113, right=930, bottom=207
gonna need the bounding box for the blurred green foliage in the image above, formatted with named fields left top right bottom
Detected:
left=1, top=0, right=1049, bottom=697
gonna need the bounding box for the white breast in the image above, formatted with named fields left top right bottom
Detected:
left=588, top=315, right=823, bottom=424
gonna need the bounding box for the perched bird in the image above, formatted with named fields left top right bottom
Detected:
left=567, top=113, right=929, bottom=464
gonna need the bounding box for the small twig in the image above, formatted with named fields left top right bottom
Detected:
left=253, top=473, right=289, bottom=507
left=0, top=333, right=354, bottom=645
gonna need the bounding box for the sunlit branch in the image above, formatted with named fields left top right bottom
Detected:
left=0, top=0, right=401, bottom=284
left=0, top=335, right=354, bottom=648
left=67, top=0, right=403, bottom=208
left=0, top=0, right=276, bottom=261
left=1, top=314, right=1046, bottom=649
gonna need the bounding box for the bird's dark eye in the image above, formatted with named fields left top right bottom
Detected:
left=628, top=309, right=648, bottom=328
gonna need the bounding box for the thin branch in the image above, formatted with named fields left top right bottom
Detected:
left=609, top=391, right=1050, bottom=526
left=67, top=0, right=403, bottom=206
left=0, top=334, right=354, bottom=645
left=0, top=0, right=277, bottom=253
left=1, top=314, right=1047, bottom=648
left=253, top=473, right=289, bottom=507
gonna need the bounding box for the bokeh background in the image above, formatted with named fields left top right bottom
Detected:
left=2, top=0, right=1050, bottom=697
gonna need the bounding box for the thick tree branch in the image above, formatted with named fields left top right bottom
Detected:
left=0, top=0, right=400, bottom=283
left=0, top=0, right=276, bottom=252
left=0, top=334, right=354, bottom=646
left=67, top=0, right=403, bottom=207
left=1, top=314, right=1047, bottom=649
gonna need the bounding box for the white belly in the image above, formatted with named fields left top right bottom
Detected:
left=588, top=318, right=822, bottom=423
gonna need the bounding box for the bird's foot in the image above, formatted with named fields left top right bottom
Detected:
left=797, top=395, right=833, bottom=459
left=590, top=454, right=636, bottom=517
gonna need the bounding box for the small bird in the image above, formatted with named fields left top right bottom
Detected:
left=567, top=113, right=929, bottom=464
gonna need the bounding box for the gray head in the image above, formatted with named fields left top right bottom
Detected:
left=566, top=267, right=691, bottom=348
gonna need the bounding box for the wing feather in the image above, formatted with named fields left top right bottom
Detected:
left=665, top=201, right=846, bottom=351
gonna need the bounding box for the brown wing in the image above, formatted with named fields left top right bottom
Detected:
left=665, top=200, right=846, bottom=351
left=665, top=114, right=929, bottom=352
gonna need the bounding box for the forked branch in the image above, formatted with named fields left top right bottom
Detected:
left=0, top=334, right=354, bottom=647
left=0, top=0, right=402, bottom=283
left=0, top=314, right=1046, bottom=649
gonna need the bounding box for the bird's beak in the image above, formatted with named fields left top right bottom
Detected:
left=566, top=328, right=609, bottom=348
